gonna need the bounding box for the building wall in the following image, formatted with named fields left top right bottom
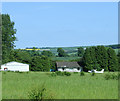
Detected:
left=58, top=67, right=81, bottom=72
left=1, top=63, right=29, bottom=72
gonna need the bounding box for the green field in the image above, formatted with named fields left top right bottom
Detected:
left=2, top=72, right=118, bottom=99
left=51, top=57, right=81, bottom=61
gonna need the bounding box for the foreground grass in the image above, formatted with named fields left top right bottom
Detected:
left=2, top=72, right=118, bottom=99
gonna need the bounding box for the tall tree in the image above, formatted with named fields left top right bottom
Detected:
left=117, top=51, right=120, bottom=71
left=77, top=47, right=84, bottom=57
left=57, top=48, right=67, bottom=57
left=107, top=47, right=118, bottom=71
left=2, top=14, right=16, bottom=63
left=95, top=46, right=108, bottom=71
left=31, top=56, right=51, bottom=71
left=82, top=48, right=93, bottom=71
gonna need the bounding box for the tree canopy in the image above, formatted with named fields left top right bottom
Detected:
left=57, top=48, right=67, bottom=57
left=2, top=14, right=16, bottom=64
left=82, top=46, right=118, bottom=71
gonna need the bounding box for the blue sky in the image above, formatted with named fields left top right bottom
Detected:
left=2, top=2, right=118, bottom=49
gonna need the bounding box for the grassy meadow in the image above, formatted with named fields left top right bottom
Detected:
left=2, top=71, right=118, bottom=99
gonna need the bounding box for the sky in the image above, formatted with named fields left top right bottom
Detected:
left=2, top=2, right=118, bottom=49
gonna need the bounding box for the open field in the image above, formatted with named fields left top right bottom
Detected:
left=2, top=72, right=118, bottom=99
left=51, top=57, right=81, bottom=61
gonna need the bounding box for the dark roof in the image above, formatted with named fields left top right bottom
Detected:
left=56, top=62, right=80, bottom=68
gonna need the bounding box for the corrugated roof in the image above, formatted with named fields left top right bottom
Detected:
left=2, top=61, right=29, bottom=66
left=56, top=62, right=80, bottom=68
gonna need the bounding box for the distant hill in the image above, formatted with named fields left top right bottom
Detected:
left=105, top=44, right=120, bottom=49
left=17, top=44, right=119, bottom=56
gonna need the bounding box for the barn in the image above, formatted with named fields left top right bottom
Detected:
left=0, top=61, right=29, bottom=72
left=56, top=62, right=82, bottom=72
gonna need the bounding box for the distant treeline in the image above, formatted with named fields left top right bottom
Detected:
left=106, top=44, right=120, bottom=49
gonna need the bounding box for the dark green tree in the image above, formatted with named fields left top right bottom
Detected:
left=2, top=14, right=16, bottom=63
left=82, top=48, right=93, bottom=71
left=41, top=51, right=54, bottom=57
left=95, top=46, right=108, bottom=71
left=31, top=56, right=52, bottom=71
left=77, top=47, right=84, bottom=57
left=107, top=47, right=118, bottom=71
left=117, top=51, right=120, bottom=71
left=57, top=48, right=67, bottom=57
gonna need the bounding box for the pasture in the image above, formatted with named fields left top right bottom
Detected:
left=2, top=72, right=118, bottom=99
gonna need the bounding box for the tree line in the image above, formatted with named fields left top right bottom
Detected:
left=2, top=14, right=120, bottom=72
left=82, top=46, right=118, bottom=72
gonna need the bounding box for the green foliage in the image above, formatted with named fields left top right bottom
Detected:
left=74, top=72, right=78, bottom=74
left=64, top=71, right=71, bottom=76
left=55, top=71, right=64, bottom=76
left=117, top=51, right=120, bottom=71
left=2, top=14, right=16, bottom=64
left=28, top=84, right=54, bottom=100
left=91, top=72, right=95, bottom=76
left=41, top=51, right=54, bottom=57
left=57, top=48, right=68, bottom=57
left=31, top=56, right=51, bottom=71
left=55, top=71, right=71, bottom=76
left=80, top=71, right=85, bottom=76
left=77, top=47, right=84, bottom=57
left=107, top=48, right=118, bottom=71
left=104, top=73, right=118, bottom=80
left=82, top=46, right=118, bottom=72
left=51, top=72, right=57, bottom=77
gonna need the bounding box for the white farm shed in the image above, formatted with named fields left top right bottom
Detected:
left=0, top=61, right=29, bottom=72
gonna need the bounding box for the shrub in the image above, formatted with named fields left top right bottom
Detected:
left=51, top=72, right=57, bottom=77
left=111, top=73, right=118, bottom=80
left=91, top=72, right=95, bottom=76
left=3, top=71, right=6, bottom=74
left=104, top=73, right=111, bottom=80
left=80, top=71, right=85, bottom=76
left=61, top=72, right=65, bottom=76
left=118, top=73, right=120, bottom=79
left=15, top=71, right=19, bottom=73
left=104, top=73, right=118, bottom=80
left=74, top=72, right=78, bottom=74
left=28, top=84, right=54, bottom=100
left=55, top=71, right=64, bottom=76
left=26, top=72, right=29, bottom=74
left=55, top=71, right=62, bottom=75
left=64, top=72, right=71, bottom=76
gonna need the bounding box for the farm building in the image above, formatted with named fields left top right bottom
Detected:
left=56, top=62, right=82, bottom=72
left=0, top=61, right=29, bottom=72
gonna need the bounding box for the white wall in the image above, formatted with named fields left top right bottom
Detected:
left=58, top=68, right=81, bottom=72
left=1, top=62, right=29, bottom=72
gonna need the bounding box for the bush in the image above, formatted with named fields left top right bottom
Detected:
left=28, top=84, right=54, bottom=100
left=15, top=71, right=20, bottom=73
left=51, top=72, right=57, bottom=77
left=3, top=71, right=6, bottom=74
left=55, top=71, right=62, bottom=75
left=55, top=71, right=64, bottom=76
left=111, top=73, right=118, bottom=80
left=80, top=71, right=85, bottom=76
left=74, top=72, right=78, bottom=74
left=26, top=72, right=29, bottom=74
left=104, top=73, right=111, bottom=80
left=91, top=72, right=95, bottom=76
left=64, top=72, right=71, bottom=76
left=118, top=73, right=120, bottom=79
left=104, top=73, right=118, bottom=80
